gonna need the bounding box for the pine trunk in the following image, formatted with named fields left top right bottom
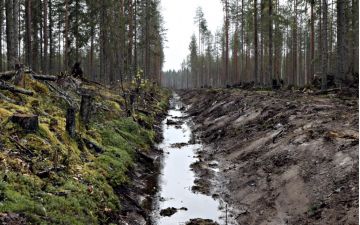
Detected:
left=310, top=0, right=315, bottom=83
left=269, top=0, right=273, bottom=84
left=321, top=0, right=328, bottom=90
left=254, top=0, right=258, bottom=84
left=337, top=0, right=346, bottom=82
left=43, top=0, right=49, bottom=73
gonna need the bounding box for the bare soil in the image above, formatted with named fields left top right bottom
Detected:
left=179, top=89, right=358, bottom=225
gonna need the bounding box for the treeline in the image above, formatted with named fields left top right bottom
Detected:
left=162, top=0, right=358, bottom=90
left=0, top=0, right=164, bottom=84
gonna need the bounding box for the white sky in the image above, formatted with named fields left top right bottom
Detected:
left=161, top=0, right=223, bottom=71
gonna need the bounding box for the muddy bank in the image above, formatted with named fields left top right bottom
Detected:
left=179, top=89, right=358, bottom=225
left=116, top=99, right=170, bottom=225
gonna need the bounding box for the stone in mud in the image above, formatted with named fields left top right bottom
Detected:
left=186, top=218, right=219, bottom=225
left=170, top=142, right=188, bottom=148
left=0, top=213, right=27, bottom=225
left=192, top=178, right=211, bottom=195
left=159, top=207, right=177, bottom=217
left=166, top=119, right=179, bottom=125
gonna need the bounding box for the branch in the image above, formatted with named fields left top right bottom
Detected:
left=0, top=81, right=34, bottom=96
left=0, top=92, right=16, bottom=103
left=32, top=74, right=58, bottom=81
left=0, top=70, right=58, bottom=81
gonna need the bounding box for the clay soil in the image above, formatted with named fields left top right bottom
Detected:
left=179, top=89, right=358, bottom=225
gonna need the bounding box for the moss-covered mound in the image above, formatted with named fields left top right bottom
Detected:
left=0, top=75, right=170, bottom=224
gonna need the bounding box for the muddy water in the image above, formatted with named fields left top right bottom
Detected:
left=151, top=93, right=226, bottom=225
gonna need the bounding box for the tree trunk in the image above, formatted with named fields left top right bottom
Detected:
left=337, top=0, right=346, bottom=82
left=89, top=24, right=95, bottom=80
left=31, top=0, right=40, bottom=71
left=13, top=0, right=18, bottom=61
left=49, top=0, right=54, bottom=73
left=5, top=0, right=16, bottom=69
left=43, top=0, right=49, bottom=73
left=0, top=0, right=4, bottom=71
left=259, top=0, right=264, bottom=85
left=292, top=0, right=297, bottom=86
left=321, top=0, right=328, bottom=90
left=224, top=0, right=229, bottom=86
left=64, top=0, right=70, bottom=71
left=75, top=0, right=80, bottom=62
left=241, top=0, right=244, bottom=82
left=350, top=0, right=358, bottom=76
left=233, top=30, right=239, bottom=84
left=25, top=0, right=32, bottom=68
left=269, top=0, right=273, bottom=85
left=144, top=0, right=150, bottom=80
left=310, top=0, right=315, bottom=83
left=254, top=0, right=258, bottom=84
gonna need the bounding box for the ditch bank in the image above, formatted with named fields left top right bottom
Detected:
left=0, top=74, right=170, bottom=225
left=179, top=89, right=358, bottom=225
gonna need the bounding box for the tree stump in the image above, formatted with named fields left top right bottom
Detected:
left=80, top=94, right=93, bottom=124
left=66, top=107, right=76, bottom=138
left=11, top=114, right=38, bottom=131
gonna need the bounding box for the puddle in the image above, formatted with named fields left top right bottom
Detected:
left=151, top=93, right=229, bottom=225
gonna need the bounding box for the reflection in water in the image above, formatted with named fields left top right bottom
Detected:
left=152, top=93, right=225, bottom=225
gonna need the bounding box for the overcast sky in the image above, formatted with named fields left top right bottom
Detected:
left=161, top=0, right=223, bottom=71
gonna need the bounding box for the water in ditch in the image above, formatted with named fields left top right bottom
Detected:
left=151, top=93, right=228, bottom=225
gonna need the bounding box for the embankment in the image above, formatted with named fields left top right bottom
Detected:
left=180, top=89, right=358, bottom=225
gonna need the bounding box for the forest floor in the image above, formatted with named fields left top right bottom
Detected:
left=179, top=88, right=358, bottom=225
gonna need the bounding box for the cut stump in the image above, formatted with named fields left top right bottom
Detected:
left=11, top=114, right=39, bottom=131
left=66, top=107, right=76, bottom=138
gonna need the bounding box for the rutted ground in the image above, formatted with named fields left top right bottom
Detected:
left=180, top=89, right=358, bottom=225
left=0, top=73, right=170, bottom=224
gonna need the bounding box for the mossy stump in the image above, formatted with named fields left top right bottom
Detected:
left=80, top=94, right=93, bottom=124
left=10, top=113, right=39, bottom=131
left=66, top=107, right=76, bottom=138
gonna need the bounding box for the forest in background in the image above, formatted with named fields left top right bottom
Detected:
left=0, top=0, right=164, bottom=85
left=162, top=0, right=359, bottom=90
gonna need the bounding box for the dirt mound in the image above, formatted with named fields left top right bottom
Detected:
left=180, top=89, right=358, bottom=225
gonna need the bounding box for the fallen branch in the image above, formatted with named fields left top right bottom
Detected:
left=0, top=81, right=34, bottom=96
left=314, top=88, right=341, bottom=95
left=0, top=69, right=57, bottom=81
left=45, top=81, right=74, bottom=106
left=32, top=74, right=58, bottom=81
left=8, top=135, right=34, bottom=157
left=0, top=71, right=17, bottom=80
left=0, top=92, right=16, bottom=103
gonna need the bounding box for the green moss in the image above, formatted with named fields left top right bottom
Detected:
left=0, top=84, right=170, bottom=224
